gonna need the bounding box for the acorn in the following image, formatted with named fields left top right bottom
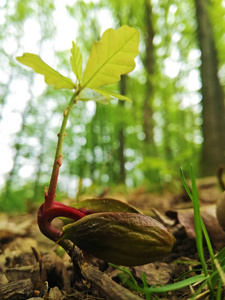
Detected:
left=59, top=212, right=176, bottom=266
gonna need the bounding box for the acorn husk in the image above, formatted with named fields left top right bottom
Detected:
left=59, top=212, right=176, bottom=266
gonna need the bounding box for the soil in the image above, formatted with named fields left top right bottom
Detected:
left=1, top=177, right=225, bottom=300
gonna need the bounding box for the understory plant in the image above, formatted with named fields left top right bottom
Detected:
left=17, top=26, right=175, bottom=266
left=114, top=166, right=225, bottom=299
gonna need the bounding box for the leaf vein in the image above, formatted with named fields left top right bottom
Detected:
left=83, top=30, right=138, bottom=88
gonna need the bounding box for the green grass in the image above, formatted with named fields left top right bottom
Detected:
left=110, top=165, right=225, bottom=299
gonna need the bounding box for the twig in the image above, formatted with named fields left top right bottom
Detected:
left=79, top=262, right=142, bottom=300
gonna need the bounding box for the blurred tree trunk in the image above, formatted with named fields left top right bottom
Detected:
left=118, top=75, right=126, bottom=184
left=3, top=99, right=31, bottom=204
left=194, top=0, right=225, bottom=176
left=115, top=9, right=129, bottom=184
left=89, top=108, right=98, bottom=181
left=33, top=117, right=48, bottom=203
left=162, top=99, right=173, bottom=161
left=143, top=0, right=155, bottom=154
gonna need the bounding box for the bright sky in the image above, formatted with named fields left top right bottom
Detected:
left=0, top=0, right=201, bottom=190
left=0, top=0, right=115, bottom=189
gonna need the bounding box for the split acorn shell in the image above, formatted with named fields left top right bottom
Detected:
left=59, top=212, right=176, bottom=266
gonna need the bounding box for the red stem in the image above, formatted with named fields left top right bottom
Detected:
left=38, top=201, right=86, bottom=242
left=44, top=155, right=62, bottom=210
left=38, top=93, right=82, bottom=243
left=44, top=93, right=77, bottom=211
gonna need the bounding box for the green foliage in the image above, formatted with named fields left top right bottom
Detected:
left=2, top=0, right=225, bottom=208
left=0, top=182, right=38, bottom=212
left=16, top=26, right=138, bottom=103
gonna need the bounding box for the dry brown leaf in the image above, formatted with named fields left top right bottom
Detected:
left=169, top=205, right=225, bottom=251
left=0, top=213, right=34, bottom=243
left=134, top=262, right=176, bottom=286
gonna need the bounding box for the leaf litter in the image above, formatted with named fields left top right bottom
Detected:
left=0, top=177, right=225, bottom=299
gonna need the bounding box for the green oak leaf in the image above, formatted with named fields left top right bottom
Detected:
left=94, top=88, right=132, bottom=102
left=81, top=25, right=139, bottom=89
left=16, top=53, right=75, bottom=90
left=70, top=41, right=83, bottom=84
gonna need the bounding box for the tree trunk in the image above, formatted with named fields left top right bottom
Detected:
left=143, top=0, right=155, bottom=154
left=194, top=0, right=225, bottom=176
left=33, top=117, right=48, bottom=202
left=118, top=75, right=126, bottom=184
left=3, top=99, right=31, bottom=204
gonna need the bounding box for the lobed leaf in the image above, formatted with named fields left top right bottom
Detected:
left=82, top=25, right=139, bottom=89
left=16, top=53, right=75, bottom=89
left=70, top=41, right=83, bottom=83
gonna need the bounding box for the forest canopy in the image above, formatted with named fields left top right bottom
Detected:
left=1, top=0, right=225, bottom=211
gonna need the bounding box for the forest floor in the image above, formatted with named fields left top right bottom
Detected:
left=1, top=177, right=225, bottom=300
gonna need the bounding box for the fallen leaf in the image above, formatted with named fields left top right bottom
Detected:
left=167, top=205, right=225, bottom=251
left=134, top=262, right=176, bottom=286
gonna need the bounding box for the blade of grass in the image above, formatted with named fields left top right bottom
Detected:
left=211, top=248, right=225, bottom=288
left=141, top=272, right=151, bottom=300
left=192, top=259, right=225, bottom=298
left=175, top=269, right=209, bottom=282
left=216, top=247, right=225, bottom=265
left=200, top=219, right=215, bottom=271
left=110, top=264, right=206, bottom=295
left=180, top=168, right=208, bottom=276
left=190, top=166, right=208, bottom=277
left=190, top=276, right=210, bottom=299
left=189, top=289, right=210, bottom=300
left=140, top=275, right=206, bottom=293
left=214, top=258, right=225, bottom=285
left=181, top=167, right=215, bottom=295
left=109, top=263, right=138, bottom=288
left=180, top=168, right=193, bottom=201
left=180, top=168, right=215, bottom=271
left=216, top=279, right=222, bottom=300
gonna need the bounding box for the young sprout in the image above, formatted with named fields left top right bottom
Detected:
left=17, top=26, right=175, bottom=266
